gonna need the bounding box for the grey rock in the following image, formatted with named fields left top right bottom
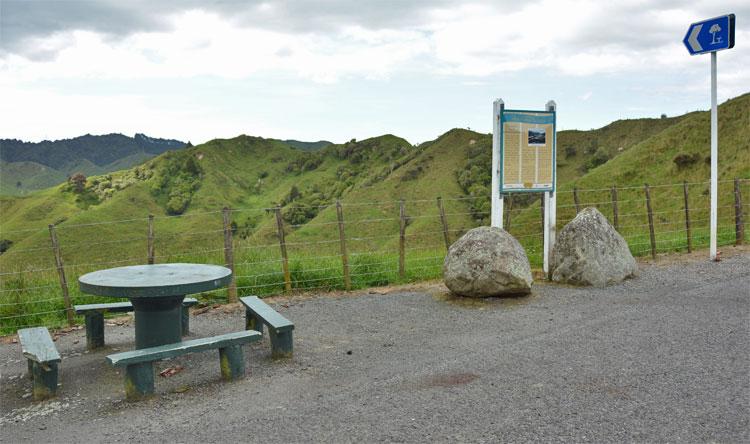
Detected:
left=443, top=226, right=532, bottom=297
left=551, top=207, right=636, bottom=286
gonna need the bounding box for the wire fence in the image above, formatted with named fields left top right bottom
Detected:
left=0, top=178, right=747, bottom=334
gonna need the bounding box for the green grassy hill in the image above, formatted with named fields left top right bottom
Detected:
left=556, top=113, right=691, bottom=184
left=1, top=93, right=748, bottom=333
left=0, top=161, right=69, bottom=195
left=2, top=94, right=748, bottom=261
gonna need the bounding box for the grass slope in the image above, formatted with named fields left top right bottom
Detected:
left=0, top=161, right=68, bottom=195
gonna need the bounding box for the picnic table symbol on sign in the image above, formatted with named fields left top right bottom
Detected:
left=709, top=24, right=722, bottom=44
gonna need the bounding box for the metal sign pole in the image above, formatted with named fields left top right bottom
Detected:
left=682, top=13, right=734, bottom=261
left=710, top=51, right=718, bottom=260
left=491, top=99, right=504, bottom=228
left=543, top=100, right=557, bottom=277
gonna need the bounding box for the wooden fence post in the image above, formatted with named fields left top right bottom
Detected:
left=147, top=214, right=155, bottom=265
left=336, top=200, right=351, bottom=290
left=399, top=199, right=406, bottom=279
left=644, top=184, right=657, bottom=259
left=573, top=187, right=581, bottom=214
left=274, top=207, right=292, bottom=292
left=735, top=178, right=745, bottom=245
left=436, top=197, right=451, bottom=251
left=683, top=181, right=692, bottom=253
left=222, top=207, right=237, bottom=302
left=611, top=185, right=619, bottom=231
left=48, top=224, right=74, bottom=326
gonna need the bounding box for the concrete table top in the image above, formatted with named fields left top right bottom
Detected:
left=78, top=263, right=232, bottom=298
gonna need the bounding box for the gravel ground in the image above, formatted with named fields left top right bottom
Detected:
left=1, top=249, right=748, bottom=443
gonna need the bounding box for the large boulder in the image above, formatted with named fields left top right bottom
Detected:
left=551, top=207, right=637, bottom=287
left=443, top=226, right=532, bottom=297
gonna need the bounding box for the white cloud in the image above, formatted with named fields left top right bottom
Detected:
left=0, top=1, right=747, bottom=143
left=6, top=2, right=746, bottom=83
left=2, top=10, right=430, bottom=84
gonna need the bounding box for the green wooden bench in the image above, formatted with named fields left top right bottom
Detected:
left=106, top=330, right=261, bottom=401
left=17, top=327, right=61, bottom=401
left=240, top=296, right=294, bottom=358
left=74, top=298, right=199, bottom=349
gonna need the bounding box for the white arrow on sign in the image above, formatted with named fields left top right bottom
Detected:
left=687, top=24, right=703, bottom=52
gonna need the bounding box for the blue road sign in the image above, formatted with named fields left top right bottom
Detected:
left=683, top=14, right=735, bottom=55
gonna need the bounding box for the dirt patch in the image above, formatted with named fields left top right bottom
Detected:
left=430, top=289, right=533, bottom=309
left=421, top=372, right=480, bottom=388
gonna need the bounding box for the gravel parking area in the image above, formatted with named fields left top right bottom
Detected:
left=1, top=249, right=748, bottom=443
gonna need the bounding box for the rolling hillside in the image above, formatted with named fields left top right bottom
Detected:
left=1, top=93, right=748, bottom=269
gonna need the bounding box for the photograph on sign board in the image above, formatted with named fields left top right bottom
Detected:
left=528, top=128, right=546, bottom=146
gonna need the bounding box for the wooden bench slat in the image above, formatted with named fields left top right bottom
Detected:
left=18, top=327, right=61, bottom=363
left=107, top=330, right=261, bottom=367
left=240, top=296, right=294, bottom=332
left=75, top=297, right=199, bottom=314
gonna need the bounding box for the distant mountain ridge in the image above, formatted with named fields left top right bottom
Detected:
left=1, top=133, right=186, bottom=168
left=0, top=133, right=186, bottom=195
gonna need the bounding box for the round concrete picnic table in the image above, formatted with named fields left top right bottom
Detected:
left=78, top=264, right=232, bottom=349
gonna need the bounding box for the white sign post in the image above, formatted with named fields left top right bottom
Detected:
left=543, top=101, right=557, bottom=277
left=710, top=52, right=718, bottom=260
left=491, top=99, right=557, bottom=277
left=491, top=99, right=504, bottom=228
left=683, top=14, right=735, bottom=261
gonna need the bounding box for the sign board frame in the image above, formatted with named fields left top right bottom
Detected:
left=491, top=99, right=557, bottom=278
left=499, top=108, right=557, bottom=194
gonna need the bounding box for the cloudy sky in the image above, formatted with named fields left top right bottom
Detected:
left=1, top=0, right=748, bottom=145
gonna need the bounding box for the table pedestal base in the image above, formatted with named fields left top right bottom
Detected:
left=132, top=296, right=184, bottom=349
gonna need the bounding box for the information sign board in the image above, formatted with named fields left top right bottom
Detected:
left=500, top=110, right=555, bottom=192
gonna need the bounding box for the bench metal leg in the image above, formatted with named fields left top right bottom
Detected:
left=269, top=329, right=293, bottom=359
left=31, top=361, right=58, bottom=401
left=85, top=311, right=105, bottom=350
left=219, top=345, right=245, bottom=381
left=245, top=309, right=264, bottom=335
left=27, top=359, right=34, bottom=379
left=124, top=362, right=154, bottom=401
left=181, top=305, right=190, bottom=336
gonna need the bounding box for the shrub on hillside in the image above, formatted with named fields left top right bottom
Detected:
left=673, top=153, right=701, bottom=169
left=581, top=147, right=610, bottom=172
left=0, top=239, right=12, bottom=254
left=68, top=173, right=87, bottom=193
left=564, top=145, right=577, bottom=158
left=150, top=152, right=203, bottom=215
left=401, top=165, right=424, bottom=181
left=286, top=152, right=324, bottom=174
